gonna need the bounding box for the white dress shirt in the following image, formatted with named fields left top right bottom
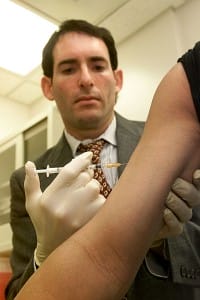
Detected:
left=64, top=117, right=118, bottom=188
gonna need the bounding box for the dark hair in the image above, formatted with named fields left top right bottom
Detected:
left=42, top=19, right=118, bottom=77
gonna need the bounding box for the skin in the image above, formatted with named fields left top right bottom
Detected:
left=15, top=63, right=200, bottom=300
left=41, top=32, right=123, bottom=140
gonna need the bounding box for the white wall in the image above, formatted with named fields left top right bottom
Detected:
left=176, top=0, right=200, bottom=53
left=115, top=0, right=200, bottom=121
left=0, top=97, right=29, bottom=141
left=0, top=96, right=53, bottom=143
left=0, top=224, right=12, bottom=252
left=29, top=96, right=52, bottom=118
left=116, top=9, right=180, bottom=121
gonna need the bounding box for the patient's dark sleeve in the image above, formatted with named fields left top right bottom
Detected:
left=178, top=41, right=200, bottom=121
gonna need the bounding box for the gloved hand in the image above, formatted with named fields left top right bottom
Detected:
left=24, top=152, right=106, bottom=266
left=153, top=170, right=200, bottom=244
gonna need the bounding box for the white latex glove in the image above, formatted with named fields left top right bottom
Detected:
left=153, top=170, right=200, bottom=243
left=24, top=152, right=106, bottom=266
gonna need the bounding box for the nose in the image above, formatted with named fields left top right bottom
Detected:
left=78, top=66, right=94, bottom=88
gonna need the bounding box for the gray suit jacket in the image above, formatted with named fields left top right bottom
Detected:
left=5, top=113, right=200, bottom=300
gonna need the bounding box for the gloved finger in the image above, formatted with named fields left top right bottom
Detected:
left=71, top=169, right=94, bottom=189
left=61, top=181, right=105, bottom=229
left=163, top=208, right=184, bottom=236
left=59, top=179, right=101, bottom=215
left=49, top=152, right=93, bottom=190
left=193, top=169, right=200, bottom=190
left=81, top=179, right=101, bottom=202
left=87, top=194, right=106, bottom=215
left=166, top=191, right=192, bottom=222
left=82, top=194, right=106, bottom=223
left=172, top=177, right=200, bottom=207
left=61, top=151, right=93, bottom=180
left=24, top=161, right=42, bottom=204
left=70, top=194, right=106, bottom=230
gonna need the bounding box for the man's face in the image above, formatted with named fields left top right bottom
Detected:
left=42, top=32, right=122, bottom=139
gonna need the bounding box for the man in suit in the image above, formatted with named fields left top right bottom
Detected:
left=5, top=19, right=200, bottom=299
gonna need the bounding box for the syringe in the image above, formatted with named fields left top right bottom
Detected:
left=35, top=163, right=126, bottom=177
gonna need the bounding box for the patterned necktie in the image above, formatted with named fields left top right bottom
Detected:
left=77, top=139, right=112, bottom=198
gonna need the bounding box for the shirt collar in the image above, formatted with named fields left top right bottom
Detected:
left=64, top=116, right=117, bottom=157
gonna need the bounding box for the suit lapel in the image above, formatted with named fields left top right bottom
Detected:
left=115, top=113, right=144, bottom=177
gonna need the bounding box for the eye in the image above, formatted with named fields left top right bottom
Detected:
left=94, top=64, right=106, bottom=72
left=61, top=67, right=75, bottom=74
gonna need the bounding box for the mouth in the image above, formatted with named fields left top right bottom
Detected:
left=75, top=95, right=100, bottom=103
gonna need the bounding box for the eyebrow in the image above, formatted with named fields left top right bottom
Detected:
left=90, top=56, right=108, bottom=63
left=57, top=56, right=108, bottom=68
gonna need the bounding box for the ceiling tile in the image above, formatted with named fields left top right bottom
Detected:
left=28, top=66, right=43, bottom=84
left=0, top=68, right=22, bottom=96
left=100, top=0, right=188, bottom=43
left=17, top=0, right=130, bottom=23
left=8, top=81, right=43, bottom=105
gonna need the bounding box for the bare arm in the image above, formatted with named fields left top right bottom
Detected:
left=15, top=63, right=200, bottom=300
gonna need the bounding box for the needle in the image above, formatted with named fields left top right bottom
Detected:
left=35, top=163, right=127, bottom=177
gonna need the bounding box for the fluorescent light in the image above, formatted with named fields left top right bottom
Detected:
left=0, top=0, right=57, bottom=76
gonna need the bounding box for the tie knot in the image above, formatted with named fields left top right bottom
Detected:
left=77, top=139, right=106, bottom=164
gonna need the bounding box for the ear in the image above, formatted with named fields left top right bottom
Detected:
left=114, top=69, right=123, bottom=93
left=41, top=76, right=54, bottom=101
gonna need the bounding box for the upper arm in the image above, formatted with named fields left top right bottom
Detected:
left=141, top=62, right=200, bottom=181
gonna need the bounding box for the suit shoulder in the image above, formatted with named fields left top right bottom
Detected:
left=116, top=113, right=145, bottom=135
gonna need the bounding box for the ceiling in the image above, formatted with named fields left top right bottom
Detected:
left=0, top=0, right=190, bottom=106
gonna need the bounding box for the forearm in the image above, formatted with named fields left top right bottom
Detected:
left=15, top=63, right=200, bottom=300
